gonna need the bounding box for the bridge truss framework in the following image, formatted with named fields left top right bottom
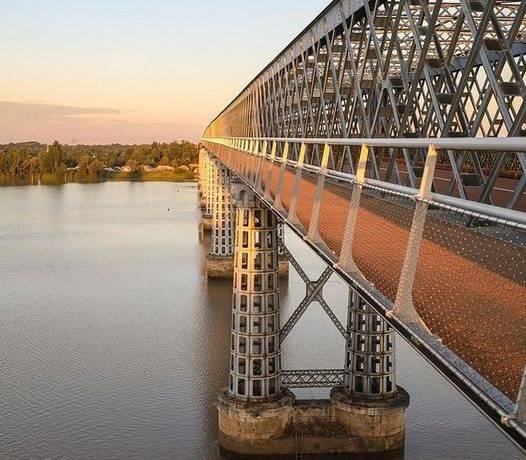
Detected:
left=201, top=0, right=526, bottom=451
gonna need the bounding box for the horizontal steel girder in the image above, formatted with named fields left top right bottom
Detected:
left=282, top=369, right=346, bottom=388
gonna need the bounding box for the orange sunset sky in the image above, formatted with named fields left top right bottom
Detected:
left=1, top=1, right=324, bottom=144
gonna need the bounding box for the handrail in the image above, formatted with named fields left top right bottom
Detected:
left=203, top=136, right=526, bottom=152
left=201, top=137, right=526, bottom=228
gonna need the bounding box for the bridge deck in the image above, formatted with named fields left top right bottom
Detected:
left=217, top=145, right=526, bottom=402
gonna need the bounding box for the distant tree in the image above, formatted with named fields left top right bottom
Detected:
left=56, top=163, right=68, bottom=181
left=39, top=146, right=54, bottom=173
left=125, top=159, right=139, bottom=173
left=77, top=155, right=91, bottom=175
left=49, top=141, right=63, bottom=171
left=159, top=154, right=170, bottom=166
left=150, top=142, right=161, bottom=165
left=87, top=158, right=104, bottom=175
left=28, top=156, right=40, bottom=175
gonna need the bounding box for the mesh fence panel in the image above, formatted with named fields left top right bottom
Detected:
left=267, top=163, right=282, bottom=200
left=259, top=158, right=271, bottom=193
left=227, top=148, right=238, bottom=170
left=247, top=153, right=258, bottom=182
left=225, top=147, right=232, bottom=168
left=277, top=167, right=296, bottom=213
left=413, top=207, right=526, bottom=400
left=351, top=186, right=416, bottom=303
left=294, top=172, right=318, bottom=233
left=235, top=151, right=244, bottom=176
left=317, top=180, right=353, bottom=257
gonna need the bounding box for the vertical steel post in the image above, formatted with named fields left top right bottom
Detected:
left=338, top=144, right=369, bottom=273
left=307, top=143, right=331, bottom=244
left=288, top=143, right=307, bottom=228
left=263, top=141, right=278, bottom=202
left=393, top=145, right=437, bottom=327
left=273, top=141, right=290, bottom=214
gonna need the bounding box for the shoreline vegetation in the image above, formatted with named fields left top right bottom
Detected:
left=0, top=140, right=198, bottom=186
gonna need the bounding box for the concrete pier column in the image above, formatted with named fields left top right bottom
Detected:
left=206, top=161, right=235, bottom=278
left=198, top=148, right=209, bottom=212
left=201, top=152, right=214, bottom=231
left=330, top=288, right=409, bottom=452
left=217, top=190, right=295, bottom=454
left=197, top=148, right=204, bottom=207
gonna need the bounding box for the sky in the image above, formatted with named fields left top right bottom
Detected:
left=0, top=0, right=326, bottom=144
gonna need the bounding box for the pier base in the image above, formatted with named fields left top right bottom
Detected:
left=206, top=256, right=285, bottom=280
left=217, top=386, right=408, bottom=458
left=330, top=386, right=409, bottom=453
left=217, top=389, right=295, bottom=455
left=206, top=255, right=234, bottom=279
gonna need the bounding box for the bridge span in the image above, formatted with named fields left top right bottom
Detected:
left=199, top=0, right=526, bottom=455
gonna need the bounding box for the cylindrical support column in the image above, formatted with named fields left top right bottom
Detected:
left=229, top=197, right=281, bottom=400
left=198, top=148, right=208, bottom=211
left=344, top=288, right=396, bottom=398
left=201, top=152, right=214, bottom=231
left=217, top=191, right=294, bottom=453
left=330, top=287, right=409, bottom=452
left=206, top=161, right=235, bottom=278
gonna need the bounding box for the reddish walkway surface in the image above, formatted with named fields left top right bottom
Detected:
left=209, top=144, right=526, bottom=401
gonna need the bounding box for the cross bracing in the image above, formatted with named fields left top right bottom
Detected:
left=204, top=0, right=526, bottom=209
left=282, top=369, right=346, bottom=388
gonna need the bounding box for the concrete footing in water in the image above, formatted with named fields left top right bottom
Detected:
left=207, top=255, right=234, bottom=279
left=217, top=386, right=409, bottom=458
left=206, top=256, right=289, bottom=279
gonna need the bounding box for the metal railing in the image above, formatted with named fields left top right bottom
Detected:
left=205, top=136, right=526, bottom=224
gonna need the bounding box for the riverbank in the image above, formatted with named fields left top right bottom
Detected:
left=0, top=169, right=196, bottom=186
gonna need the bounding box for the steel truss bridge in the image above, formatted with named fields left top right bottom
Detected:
left=200, top=0, right=526, bottom=450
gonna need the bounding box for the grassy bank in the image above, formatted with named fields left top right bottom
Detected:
left=104, top=169, right=195, bottom=182
left=0, top=169, right=196, bottom=186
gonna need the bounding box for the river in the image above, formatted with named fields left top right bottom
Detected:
left=0, top=182, right=522, bottom=459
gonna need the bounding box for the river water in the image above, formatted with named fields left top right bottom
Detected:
left=0, top=182, right=522, bottom=459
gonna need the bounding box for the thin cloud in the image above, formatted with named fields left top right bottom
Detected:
left=0, top=101, right=120, bottom=123
left=0, top=101, right=202, bottom=144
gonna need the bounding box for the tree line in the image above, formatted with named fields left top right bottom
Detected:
left=0, top=140, right=198, bottom=177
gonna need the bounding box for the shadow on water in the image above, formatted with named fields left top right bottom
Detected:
left=219, top=448, right=404, bottom=460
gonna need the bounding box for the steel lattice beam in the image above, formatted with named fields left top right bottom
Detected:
left=204, top=0, right=526, bottom=209
left=282, top=369, right=346, bottom=388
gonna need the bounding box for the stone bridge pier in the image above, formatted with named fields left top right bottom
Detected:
left=199, top=177, right=408, bottom=457
left=199, top=148, right=213, bottom=231
left=200, top=149, right=288, bottom=279
left=206, top=158, right=235, bottom=278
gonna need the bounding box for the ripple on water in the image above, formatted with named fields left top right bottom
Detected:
left=0, top=182, right=522, bottom=460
